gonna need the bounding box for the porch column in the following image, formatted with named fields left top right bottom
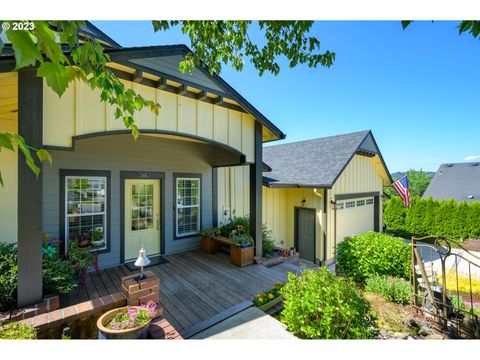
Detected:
left=17, top=68, right=43, bottom=307
left=249, top=121, right=262, bottom=258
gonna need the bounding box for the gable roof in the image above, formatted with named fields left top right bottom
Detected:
left=105, top=45, right=285, bottom=141
left=422, top=162, right=480, bottom=203
left=263, top=130, right=392, bottom=188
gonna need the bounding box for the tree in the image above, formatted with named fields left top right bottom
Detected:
left=385, top=169, right=433, bottom=199
left=0, top=20, right=335, bottom=185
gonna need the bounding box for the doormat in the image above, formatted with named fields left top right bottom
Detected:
left=125, top=255, right=169, bottom=271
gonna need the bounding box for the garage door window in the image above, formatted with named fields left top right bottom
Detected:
left=366, top=198, right=374, bottom=205
left=336, top=202, right=344, bottom=210
left=357, top=200, right=365, bottom=206
left=345, top=201, right=355, bottom=209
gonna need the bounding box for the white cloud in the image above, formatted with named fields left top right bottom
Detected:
left=464, top=155, right=480, bottom=161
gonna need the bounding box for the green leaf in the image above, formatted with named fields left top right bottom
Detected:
left=401, top=21, right=413, bottom=30
left=0, top=170, right=3, bottom=187
left=6, top=27, right=43, bottom=69
left=36, top=149, right=52, bottom=166
left=37, top=62, right=75, bottom=97
left=12, top=134, right=40, bottom=178
left=0, top=133, right=14, bottom=152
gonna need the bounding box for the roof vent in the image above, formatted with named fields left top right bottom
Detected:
left=446, top=164, right=453, bottom=167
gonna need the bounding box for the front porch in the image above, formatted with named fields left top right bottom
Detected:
left=63, top=249, right=302, bottom=335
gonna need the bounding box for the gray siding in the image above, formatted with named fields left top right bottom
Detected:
left=42, top=134, right=213, bottom=268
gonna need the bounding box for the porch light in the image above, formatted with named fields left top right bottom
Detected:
left=134, top=247, right=151, bottom=280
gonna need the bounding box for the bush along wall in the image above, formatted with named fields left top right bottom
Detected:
left=383, top=196, right=480, bottom=241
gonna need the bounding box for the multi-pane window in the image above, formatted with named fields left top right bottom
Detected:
left=176, top=177, right=200, bottom=237
left=336, top=202, right=344, bottom=210
left=66, top=176, right=107, bottom=252
left=345, top=201, right=356, bottom=209
left=357, top=200, right=366, bottom=206
left=366, top=198, right=374, bottom=205
left=131, top=184, right=154, bottom=231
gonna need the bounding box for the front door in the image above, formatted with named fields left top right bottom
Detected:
left=124, top=179, right=161, bottom=260
left=295, top=208, right=316, bottom=262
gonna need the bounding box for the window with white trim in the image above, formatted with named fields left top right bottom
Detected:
left=175, top=177, right=200, bottom=237
left=336, top=202, right=344, bottom=210
left=357, top=200, right=365, bottom=206
left=366, top=198, right=374, bottom=205
left=65, top=176, right=107, bottom=252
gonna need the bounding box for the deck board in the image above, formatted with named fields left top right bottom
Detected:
left=64, top=249, right=301, bottom=334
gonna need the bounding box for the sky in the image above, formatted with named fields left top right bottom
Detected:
left=93, top=21, right=480, bottom=173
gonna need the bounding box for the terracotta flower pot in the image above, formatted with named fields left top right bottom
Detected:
left=97, top=307, right=153, bottom=339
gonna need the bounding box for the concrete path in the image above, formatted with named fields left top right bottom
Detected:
left=191, top=306, right=297, bottom=339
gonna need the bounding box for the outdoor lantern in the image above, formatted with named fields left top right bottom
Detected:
left=134, top=247, right=151, bottom=280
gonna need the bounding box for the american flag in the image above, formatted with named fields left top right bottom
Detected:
left=392, top=176, right=411, bottom=207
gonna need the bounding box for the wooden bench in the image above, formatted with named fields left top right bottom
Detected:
left=201, top=235, right=254, bottom=267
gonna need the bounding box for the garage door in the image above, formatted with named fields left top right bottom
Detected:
left=336, top=197, right=376, bottom=244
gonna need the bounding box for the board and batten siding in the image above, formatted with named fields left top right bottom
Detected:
left=42, top=79, right=255, bottom=163
left=216, top=165, right=250, bottom=226
left=325, top=154, right=385, bottom=259
left=262, top=187, right=325, bottom=262
left=42, top=135, right=213, bottom=268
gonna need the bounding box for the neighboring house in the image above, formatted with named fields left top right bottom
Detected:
left=0, top=23, right=285, bottom=306
left=422, top=162, right=480, bottom=203
left=261, top=130, right=392, bottom=264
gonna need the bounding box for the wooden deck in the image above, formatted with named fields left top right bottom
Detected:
left=64, top=249, right=301, bottom=334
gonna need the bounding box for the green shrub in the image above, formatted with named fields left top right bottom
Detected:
left=384, top=197, right=480, bottom=241
left=262, top=225, right=275, bottom=254
left=336, top=232, right=411, bottom=282
left=280, top=269, right=376, bottom=339
left=0, top=321, right=37, bottom=339
left=365, top=275, right=411, bottom=304
left=0, top=243, right=18, bottom=312
left=43, top=255, right=78, bottom=295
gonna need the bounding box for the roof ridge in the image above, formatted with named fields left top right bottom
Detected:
left=264, top=129, right=371, bottom=149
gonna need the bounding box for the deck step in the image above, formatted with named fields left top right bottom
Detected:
left=181, top=300, right=253, bottom=339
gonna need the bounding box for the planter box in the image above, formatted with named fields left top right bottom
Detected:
left=201, top=236, right=220, bottom=254
left=230, top=246, right=254, bottom=267
left=97, top=306, right=159, bottom=339
left=258, top=296, right=283, bottom=312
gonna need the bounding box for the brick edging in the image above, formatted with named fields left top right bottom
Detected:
left=19, top=292, right=127, bottom=332
left=0, top=296, right=60, bottom=323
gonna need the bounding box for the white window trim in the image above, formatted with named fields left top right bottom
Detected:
left=65, top=175, right=108, bottom=253
left=175, top=177, right=201, bottom=237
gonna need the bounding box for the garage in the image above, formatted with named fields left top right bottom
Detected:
left=335, top=195, right=379, bottom=245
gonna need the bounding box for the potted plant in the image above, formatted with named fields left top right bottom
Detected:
left=230, top=232, right=254, bottom=267
left=90, top=227, right=104, bottom=247
left=68, top=240, right=94, bottom=285
left=199, top=227, right=220, bottom=254
left=72, top=231, right=91, bottom=248
left=97, top=301, right=158, bottom=339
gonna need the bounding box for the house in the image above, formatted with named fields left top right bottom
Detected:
left=261, top=130, right=392, bottom=263
left=422, top=162, right=480, bottom=203
left=0, top=23, right=285, bottom=307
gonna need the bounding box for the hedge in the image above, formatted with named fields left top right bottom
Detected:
left=384, top=196, right=480, bottom=240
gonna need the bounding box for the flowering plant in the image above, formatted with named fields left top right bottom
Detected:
left=253, top=282, right=283, bottom=306
left=106, top=301, right=157, bottom=331
left=41, top=233, right=59, bottom=257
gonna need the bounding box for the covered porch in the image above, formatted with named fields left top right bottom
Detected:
left=63, top=249, right=301, bottom=335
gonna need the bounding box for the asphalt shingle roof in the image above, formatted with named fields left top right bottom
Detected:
left=422, top=162, right=480, bottom=203
left=263, top=130, right=373, bottom=188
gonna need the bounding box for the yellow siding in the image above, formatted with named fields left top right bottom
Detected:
left=262, top=187, right=325, bottom=261
left=0, top=116, right=18, bottom=244
left=216, top=166, right=250, bottom=225
left=42, top=79, right=256, bottom=161
left=325, top=154, right=385, bottom=259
